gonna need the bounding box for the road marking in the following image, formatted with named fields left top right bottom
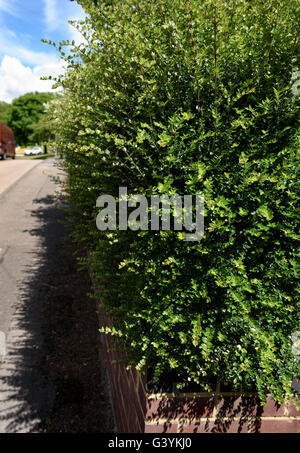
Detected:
left=0, top=331, right=6, bottom=359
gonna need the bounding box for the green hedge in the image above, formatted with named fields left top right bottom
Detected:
left=51, top=0, right=299, bottom=403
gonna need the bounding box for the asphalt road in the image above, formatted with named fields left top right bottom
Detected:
left=0, top=159, right=65, bottom=432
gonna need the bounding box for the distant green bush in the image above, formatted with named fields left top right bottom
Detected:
left=52, top=0, right=299, bottom=403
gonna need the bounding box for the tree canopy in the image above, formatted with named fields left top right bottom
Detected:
left=7, top=91, right=55, bottom=145
left=0, top=101, right=10, bottom=125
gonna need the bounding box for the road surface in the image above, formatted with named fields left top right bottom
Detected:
left=0, top=160, right=40, bottom=196
left=0, top=159, right=64, bottom=432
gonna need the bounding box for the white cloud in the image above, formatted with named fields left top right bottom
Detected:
left=0, top=55, right=64, bottom=103
left=0, top=23, right=61, bottom=68
left=43, top=0, right=87, bottom=44
left=43, top=0, right=58, bottom=31
left=0, top=2, right=87, bottom=70
left=14, top=46, right=60, bottom=67
left=43, top=0, right=86, bottom=43
left=0, top=1, right=87, bottom=102
left=0, top=0, right=19, bottom=17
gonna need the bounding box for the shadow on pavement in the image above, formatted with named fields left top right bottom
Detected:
left=0, top=194, right=114, bottom=432
left=0, top=195, right=66, bottom=432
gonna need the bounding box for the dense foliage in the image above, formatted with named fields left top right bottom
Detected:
left=52, top=0, right=299, bottom=403
left=0, top=101, right=10, bottom=125
left=6, top=91, right=54, bottom=145
left=29, top=104, right=58, bottom=145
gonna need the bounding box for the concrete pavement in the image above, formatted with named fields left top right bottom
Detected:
left=0, top=160, right=40, bottom=196
left=0, top=159, right=65, bottom=432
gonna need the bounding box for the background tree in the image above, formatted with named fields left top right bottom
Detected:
left=7, top=92, right=54, bottom=145
left=29, top=97, right=61, bottom=152
left=0, top=101, right=10, bottom=125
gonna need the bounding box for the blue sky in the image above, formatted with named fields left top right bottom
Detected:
left=0, top=0, right=85, bottom=102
